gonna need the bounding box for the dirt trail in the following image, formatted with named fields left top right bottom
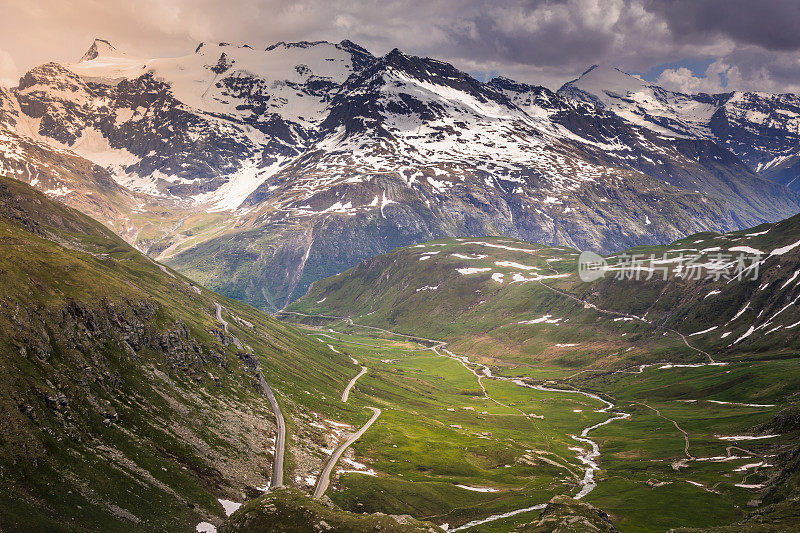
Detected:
left=634, top=401, right=693, bottom=459
left=539, top=260, right=715, bottom=363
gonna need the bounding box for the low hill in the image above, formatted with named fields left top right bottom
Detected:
left=220, top=488, right=444, bottom=533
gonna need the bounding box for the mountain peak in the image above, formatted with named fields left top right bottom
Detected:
left=265, top=40, right=332, bottom=52
left=382, top=47, right=415, bottom=69
left=581, top=64, right=600, bottom=76
left=568, top=64, right=644, bottom=89
left=385, top=47, right=407, bottom=60
left=337, top=39, right=373, bottom=58
left=79, top=38, right=122, bottom=62
left=558, top=64, right=650, bottom=106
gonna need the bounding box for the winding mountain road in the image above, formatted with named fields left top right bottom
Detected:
left=313, top=346, right=380, bottom=498
left=274, top=312, right=388, bottom=498
left=342, top=365, right=368, bottom=403
left=313, top=406, right=381, bottom=498
left=291, top=312, right=631, bottom=504
left=214, top=301, right=285, bottom=489
left=258, top=372, right=286, bottom=489
left=213, top=302, right=228, bottom=332
left=285, top=312, right=637, bottom=527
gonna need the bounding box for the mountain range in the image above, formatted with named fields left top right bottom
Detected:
left=2, top=39, right=800, bottom=310
left=560, top=65, right=800, bottom=191
left=2, top=35, right=800, bottom=531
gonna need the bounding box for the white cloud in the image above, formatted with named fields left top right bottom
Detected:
left=655, top=49, right=800, bottom=95
left=656, top=61, right=731, bottom=93
left=0, top=48, right=18, bottom=87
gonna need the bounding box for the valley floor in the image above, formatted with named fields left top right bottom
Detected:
left=277, top=313, right=796, bottom=532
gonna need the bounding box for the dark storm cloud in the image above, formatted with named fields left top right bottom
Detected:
left=1, top=0, right=800, bottom=92
left=645, top=0, right=800, bottom=51
left=438, top=4, right=616, bottom=67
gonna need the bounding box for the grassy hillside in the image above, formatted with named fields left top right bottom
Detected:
left=5, top=170, right=798, bottom=531
left=287, top=237, right=687, bottom=371
left=289, top=216, right=800, bottom=369
left=285, top=220, right=800, bottom=531
left=220, top=488, right=444, bottom=532
left=270, top=316, right=798, bottom=531
left=0, top=176, right=360, bottom=531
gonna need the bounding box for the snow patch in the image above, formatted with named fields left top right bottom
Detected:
left=518, top=314, right=563, bottom=325
left=716, top=434, right=780, bottom=441
left=218, top=499, right=241, bottom=517
left=688, top=326, right=718, bottom=336
left=416, top=285, right=439, bottom=292
left=494, top=260, right=539, bottom=270
left=457, top=267, right=491, bottom=275
left=455, top=485, right=499, bottom=493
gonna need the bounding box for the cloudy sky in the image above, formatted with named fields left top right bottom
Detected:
left=2, top=0, right=800, bottom=93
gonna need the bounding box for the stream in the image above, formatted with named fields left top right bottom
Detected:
left=283, top=312, right=632, bottom=531
left=437, top=353, right=631, bottom=531
left=513, top=382, right=631, bottom=500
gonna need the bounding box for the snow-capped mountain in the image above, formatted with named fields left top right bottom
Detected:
left=12, top=39, right=372, bottom=201
left=0, top=85, right=144, bottom=236
left=559, top=65, right=800, bottom=190
left=1, top=39, right=799, bottom=310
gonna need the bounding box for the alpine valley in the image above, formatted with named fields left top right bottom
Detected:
left=3, top=39, right=800, bottom=310
left=1, top=35, right=800, bottom=533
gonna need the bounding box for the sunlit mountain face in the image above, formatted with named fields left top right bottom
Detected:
left=2, top=2, right=800, bottom=531
left=3, top=39, right=800, bottom=310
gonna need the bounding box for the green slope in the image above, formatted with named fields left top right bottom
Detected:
left=220, top=487, right=444, bottom=532
left=0, top=176, right=359, bottom=531
left=289, top=214, right=800, bottom=368
left=286, top=217, right=800, bottom=531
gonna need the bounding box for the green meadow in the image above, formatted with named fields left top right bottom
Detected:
left=286, top=317, right=795, bottom=531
